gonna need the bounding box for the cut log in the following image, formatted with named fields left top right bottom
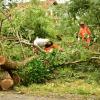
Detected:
left=0, top=79, right=14, bottom=90
left=0, top=56, right=19, bottom=70
left=0, top=56, right=35, bottom=70
left=0, top=70, right=14, bottom=90
left=0, top=56, right=6, bottom=65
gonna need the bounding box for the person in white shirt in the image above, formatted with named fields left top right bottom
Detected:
left=34, top=37, right=50, bottom=47
left=33, top=37, right=50, bottom=53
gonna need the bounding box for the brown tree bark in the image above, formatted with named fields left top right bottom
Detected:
left=0, top=55, right=35, bottom=70
left=0, top=79, right=14, bottom=90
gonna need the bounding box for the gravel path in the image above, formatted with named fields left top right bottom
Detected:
left=0, top=91, right=100, bottom=100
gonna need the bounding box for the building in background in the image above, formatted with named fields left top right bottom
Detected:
left=3, top=0, right=30, bottom=8
left=3, top=0, right=69, bottom=9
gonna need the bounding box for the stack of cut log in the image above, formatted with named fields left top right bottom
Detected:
left=0, top=55, right=34, bottom=90
left=0, top=56, right=21, bottom=90
left=0, top=56, right=20, bottom=90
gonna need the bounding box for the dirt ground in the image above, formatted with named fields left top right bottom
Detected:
left=0, top=91, right=100, bottom=100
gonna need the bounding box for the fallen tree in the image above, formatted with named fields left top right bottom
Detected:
left=0, top=54, right=100, bottom=90
left=0, top=55, right=100, bottom=71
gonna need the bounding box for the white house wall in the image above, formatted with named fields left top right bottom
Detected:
left=3, top=0, right=30, bottom=6
left=12, top=0, right=30, bottom=3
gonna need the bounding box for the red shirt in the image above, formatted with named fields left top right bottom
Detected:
left=79, top=26, right=91, bottom=40
left=44, top=44, right=60, bottom=53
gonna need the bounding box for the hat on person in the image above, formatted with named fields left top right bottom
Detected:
left=80, top=21, right=85, bottom=25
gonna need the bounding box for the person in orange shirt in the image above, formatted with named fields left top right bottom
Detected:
left=44, top=41, right=64, bottom=53
left=78, top=22, right=91, bottom=46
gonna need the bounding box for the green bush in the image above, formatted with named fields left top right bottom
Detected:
left=18, top=46, right=93, bottom=86
left=19, top=52, right=57, bottom=85
left=20, top=6, right=55, bottom=40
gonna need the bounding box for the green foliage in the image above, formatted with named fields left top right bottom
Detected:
left=18, top=45, right=94, bottom=85
left=0, top=41, right=33, bottom=61
left=1, top=0, right=99, bottom=40
left=68, top=0, right=91, bottom=19
left=67, top=0, right=100, bottom=28
left=19, top=6, right=56, bottom=40
left=19, top=52, right=56, bottom=85
left=0, top=0, right=100, bottom=89
left=31, top=0, right=40, bottom=5
left=1, top=6, right=56, bottom=40
left=19, top=59, right=50, bottom=85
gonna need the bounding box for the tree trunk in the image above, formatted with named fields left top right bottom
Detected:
left=0, top=56, right=35, bottom=70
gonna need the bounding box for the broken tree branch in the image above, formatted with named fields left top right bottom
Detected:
left=0, top=19, right=4, bottom=34
left=56, top=57, right=100, bottom=67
